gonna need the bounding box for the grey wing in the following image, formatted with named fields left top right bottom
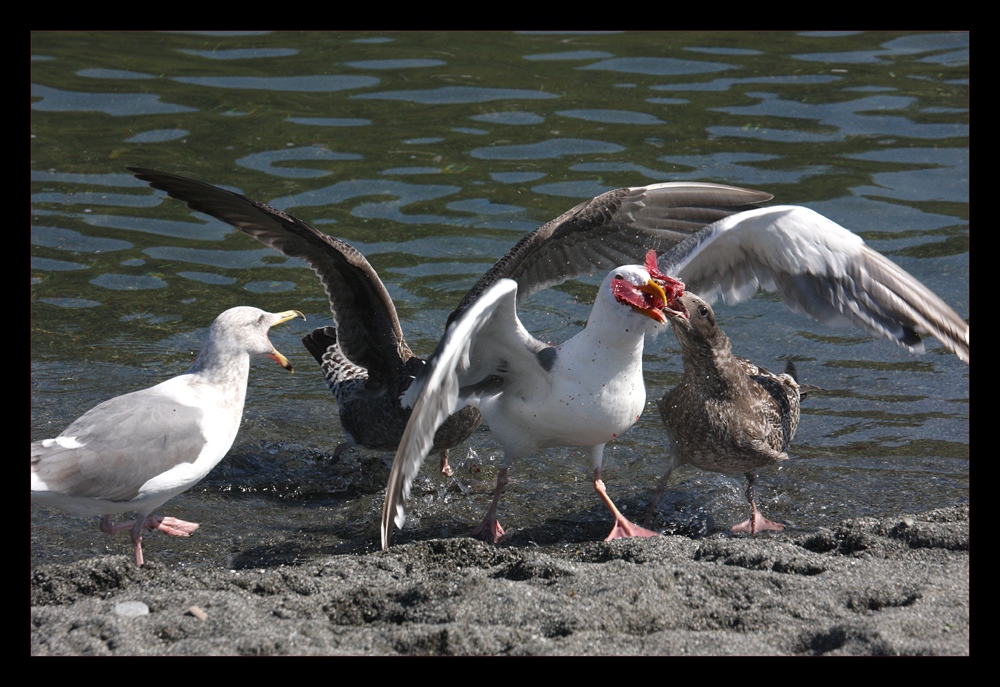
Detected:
left=381, top=279, right=544, bottom=549
left=660, top=206, right=969, bottom=363
left=31, top=390, right=207, bottom=502
left=129, top=168, right=412, bottom=382
left=448, top=182, right=772, bottom=325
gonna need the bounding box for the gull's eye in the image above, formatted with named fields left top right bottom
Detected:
left=614, top=273, right=623, bottom=280
left=698, top=305, right=709, bottom=317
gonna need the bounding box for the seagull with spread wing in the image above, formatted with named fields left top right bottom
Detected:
left=655, top=205, right=968, bottom=363
left=642, top=205, right=968, bottom=534
left=129, top=168, right=768, bottom=477
left=383, top=251, right=682, bottom=548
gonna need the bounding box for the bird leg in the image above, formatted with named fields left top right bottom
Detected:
left=472, top=467, right=508, bottom=544
left=644, top=462, right=678, bottom=527
left=730, top=473, right=785, bottom=535
left=128, top=518, right=148, bottom=567
left=595, top=469, right=660, bottom=540
left=440, top=449, right=454, bottom=478
left=100, top=514, right=200, bottom=566
left=331, top=440, right=355, bottom=462
left=99, top=515, right=149, bottom=566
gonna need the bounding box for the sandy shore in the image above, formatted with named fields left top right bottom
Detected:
left=30, top=503, right=967, bottom=656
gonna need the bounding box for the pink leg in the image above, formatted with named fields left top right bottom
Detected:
left=100, top=514, right=131, bottom=535
left=472, top=467, right=508, bottom=544
left=730, top=474, right=785, bottom=535
left=98, top=516, right=148, bottom=565
left=595, top=469, right=660, bottom=541
left=130, top=519, right=146, bottom=567
left=100, top=514, right=199, bottom=537
left=99, top=514, right=200, bottom=566
left=440, top=449, right=454, bottom=478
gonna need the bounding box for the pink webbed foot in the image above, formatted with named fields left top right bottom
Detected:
left=99, top=514, right=200, bottom=567
left=146, top=515, right=200, bottom=537
left=472, top=466, right=509, bottom=544
left=732, top=475, right=785, bottom=535
left=440, top=450, right=454, bottom=478
left=595, top=476, right=661, bottom=541
left=731, top=509, right=785, bottom=535
left=472, top=517, right=505, bottom=544
left=604, top=518, right=660, bottom=541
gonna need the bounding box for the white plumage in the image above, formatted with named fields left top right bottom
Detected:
left=31, top=306, right=304, bottom=566
left=382, top=261, right=676, bottom=549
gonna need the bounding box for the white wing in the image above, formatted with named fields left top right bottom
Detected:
left=659, top=205, right=969, bottom=363
left=382, top=279, right=548, bottom=549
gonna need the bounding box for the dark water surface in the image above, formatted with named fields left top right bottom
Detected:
left=31, top=31, right=968, bottom=570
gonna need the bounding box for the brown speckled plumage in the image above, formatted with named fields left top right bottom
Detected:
left=652, top=292, right=804, bottom=535
left=302, top=326, right=481, bottom=465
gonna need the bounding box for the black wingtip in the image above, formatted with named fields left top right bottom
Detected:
left=783, top=360, right=798, bottom=383
left=301, top=326, right=339, bottom=363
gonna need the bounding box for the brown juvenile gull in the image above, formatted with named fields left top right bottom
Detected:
left=651, top=292, right=805, bottom=534
left=643, top=205, right=968, bottom=532
left=31, top=306, right=304, bottom=566
left=129, top=167, right=770, bottom=478
left=382, top=251, right=684, bottom=549
left=299, top=326, right=475, bottom=475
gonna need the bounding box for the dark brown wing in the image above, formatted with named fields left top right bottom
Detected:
left=448, top=182, right=772, bottom=325
left=129, top=168, right=412, bottom=383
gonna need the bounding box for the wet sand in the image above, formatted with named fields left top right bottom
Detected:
left=31, top=504, right=967, bottom=655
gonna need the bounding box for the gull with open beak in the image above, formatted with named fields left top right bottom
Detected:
left=31, top=307, right=305, bottom=566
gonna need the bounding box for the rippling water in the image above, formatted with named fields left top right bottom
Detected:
left=31, top=31, right=968, bottom=569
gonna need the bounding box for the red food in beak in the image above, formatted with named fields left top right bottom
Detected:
left=645, top=249, right=685, bottom=304
left=612, top=277, right=669, bottom=322
left=611, top=251, right=688, bottom=323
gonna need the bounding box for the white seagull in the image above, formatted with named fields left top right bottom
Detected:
left=383, top=251, right=682, bottom=548
left=31, top=306, right=305, bottom=566
left=130, top=166, right=483, bottom=477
